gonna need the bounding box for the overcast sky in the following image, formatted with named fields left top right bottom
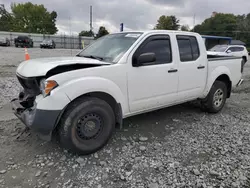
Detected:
left=1, top=0, right=250, bottom=35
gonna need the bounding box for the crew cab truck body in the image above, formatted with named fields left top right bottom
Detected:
left=11, top=30, right=243, bottom=155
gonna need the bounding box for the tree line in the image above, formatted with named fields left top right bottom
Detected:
left=0, top=3, right=57, bottom=34
left=79, top=13, right=250, bottom=47
left=193, top=13, right=250, bottom=47
left=0, top=2, right=109, bottom=38
left=0, top=2, right=250, bottom=46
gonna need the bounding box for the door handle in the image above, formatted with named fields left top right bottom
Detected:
left=197, top=65, right=205, bottom=69
left=168, top=69, right=178, bottom=73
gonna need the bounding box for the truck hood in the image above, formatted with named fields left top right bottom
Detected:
left=16, top=56, right=111, bottom=77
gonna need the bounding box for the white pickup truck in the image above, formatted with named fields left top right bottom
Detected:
left=11, top=30, right=244, bottom=155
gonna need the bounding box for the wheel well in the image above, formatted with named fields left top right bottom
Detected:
left=84, top=92, right=117, bottom=111
left=216, top=74, right=232, bottom=98
left=62, top=92, right=123, bottom=128
left=83, top=92, right=123, bottom=128
left=53, top=92, right=123, bottom=136
left=242, top=56, right=247, bottom=61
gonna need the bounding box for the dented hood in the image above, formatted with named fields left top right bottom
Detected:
left=16, top=56, right=111, bottom=77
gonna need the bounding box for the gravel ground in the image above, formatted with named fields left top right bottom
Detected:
left=0, top=46, right=250, bottom=188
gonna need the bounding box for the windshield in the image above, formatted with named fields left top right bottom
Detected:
left=209, top=45, right=228, bottom=52
left=43, top=39, right=51, bottom=43
left=77, top=32, right=142, bottom=63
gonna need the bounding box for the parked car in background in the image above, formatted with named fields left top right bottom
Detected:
left=14, top=36, right=33, bottom=48
left=40, top=39, right=56, bottom=49
left=0, top=37, right=10, bottom=46
left=207, top=45, right=248, bottom=64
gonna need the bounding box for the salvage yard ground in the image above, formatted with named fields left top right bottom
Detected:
left=0, top=47, right=250, bottom=188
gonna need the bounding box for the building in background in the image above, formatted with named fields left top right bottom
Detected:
left=202, top=35, right=232, bottom=50
left=211, top=11, right=218, bottom=17
left=230, top=40, right=246, bottom=46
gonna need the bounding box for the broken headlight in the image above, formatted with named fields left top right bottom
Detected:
left=40, top=79, right=58, bottom=97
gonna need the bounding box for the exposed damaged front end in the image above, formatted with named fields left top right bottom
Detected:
left=11, top=57, right=111, bottom=140
left=15, top=74, right=41, bottom=107
left=11, top=74, right=61, bottom=140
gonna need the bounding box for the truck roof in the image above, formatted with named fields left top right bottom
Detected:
left=112, top=30, right=199, bottom=35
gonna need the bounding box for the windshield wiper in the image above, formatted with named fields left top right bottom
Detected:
left=80, top=55, right=104, bottom=61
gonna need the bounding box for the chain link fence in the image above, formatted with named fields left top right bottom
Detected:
left=0, top=31, right=95, bottom=49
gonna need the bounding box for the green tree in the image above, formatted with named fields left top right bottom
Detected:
left=193, top=13, right=237, bottom=37
left=10, top=2, right=58, bottom=34
left=96, top=26, right=109, bottom=38
left=79, top=30, right=94, bottom=37
left=181, top=25, right=190, bottom=31
left=193, top=12, right=250, bottom=47
left=0, top=4, right=13, bottom=31
left=154, top=15, right=180, bottom=30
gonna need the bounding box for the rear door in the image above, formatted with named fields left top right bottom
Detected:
left=176, top=35, right=207, bottom=101
left=127, top=34, right=179, bottom=113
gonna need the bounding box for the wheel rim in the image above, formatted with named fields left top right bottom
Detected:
left=213, top=88, right=224, bottom=108
left=76, top=113, right=102, bottom=140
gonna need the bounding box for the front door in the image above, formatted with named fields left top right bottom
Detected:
left=127, top=34, right=179, bottom=113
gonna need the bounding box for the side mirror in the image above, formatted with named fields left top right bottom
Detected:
left=133, top=52, right=156, bottom=67
left=227, top=50, right=232, bottom=53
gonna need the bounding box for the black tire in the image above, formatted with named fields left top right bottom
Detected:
left=201, top=81, right=227, bottom=113
left=242, top=57, right=247, bottom=73
left=242, top=56, right=247, bottom=64
left=59, top=97, right=115, bottom=155
left=15, top=44, right=18, bottom=47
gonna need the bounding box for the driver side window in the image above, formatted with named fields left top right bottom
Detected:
left=139, top=39, right=172, bottom=64
left=134, top=35, right=172, bottom=66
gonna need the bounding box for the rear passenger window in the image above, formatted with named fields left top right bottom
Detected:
left=177, top=35, right=200, bottom=62
left=237, top=47, right=244, bottom=51
left=190, top=37, right=200, bottom=60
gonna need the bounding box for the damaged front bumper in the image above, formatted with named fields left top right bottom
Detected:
left=11, top=98, right=61, bottom=141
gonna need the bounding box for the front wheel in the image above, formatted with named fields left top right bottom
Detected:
left=59, top=97, right=115, bottom=155
left=201, top=81, right=227, bottom=113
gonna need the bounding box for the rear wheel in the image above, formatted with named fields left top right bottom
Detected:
left=201, top=81, right=227, bottom=113
left=59, top=97, right=115, bottom=155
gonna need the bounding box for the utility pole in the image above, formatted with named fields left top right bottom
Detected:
left=90, top=5, right=93, bottom=35
left=120, top=23, right=124, bottom=32
left=193, top=14, right=196, bottom=31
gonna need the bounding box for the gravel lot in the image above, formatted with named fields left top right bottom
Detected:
left=0, top=46, right=250, bottom=188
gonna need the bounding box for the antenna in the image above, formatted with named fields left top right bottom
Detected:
left=193, top=14, right=196, bottom=27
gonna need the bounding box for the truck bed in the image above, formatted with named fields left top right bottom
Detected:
left=208, top=56, right=243, bottom=87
